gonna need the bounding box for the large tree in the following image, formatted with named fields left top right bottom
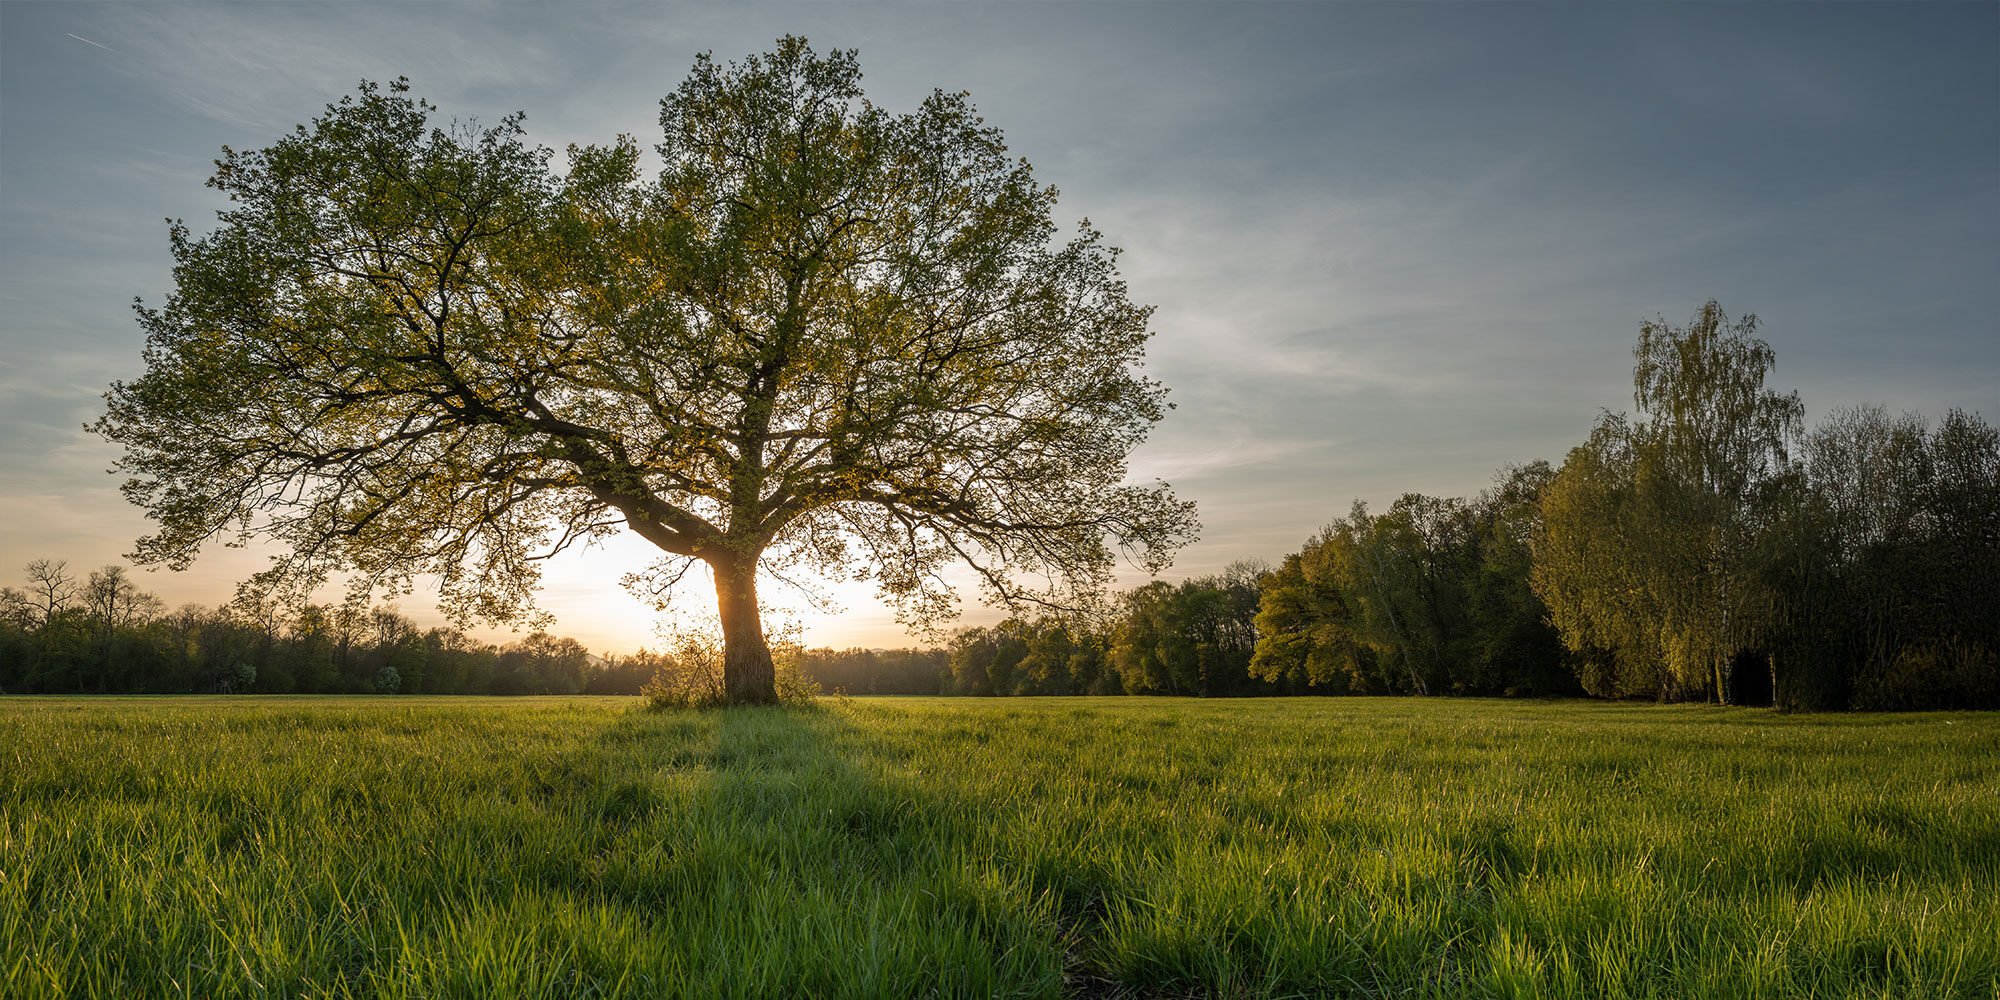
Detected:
left=94, top=39, right=1196, bottom=704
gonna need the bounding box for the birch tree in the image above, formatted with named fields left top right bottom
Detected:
left=1536, top=301, right=1801, bottom=701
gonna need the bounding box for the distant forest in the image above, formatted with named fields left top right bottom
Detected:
left=4, top=303, right=1995, bottom=710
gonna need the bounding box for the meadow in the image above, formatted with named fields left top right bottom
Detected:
left=1, top=696, right=1994, bottom=999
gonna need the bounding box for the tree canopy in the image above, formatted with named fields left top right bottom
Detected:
left=94, top=38, right=1197, bottom=703
left=1249, top=466, right=1575, bottom=698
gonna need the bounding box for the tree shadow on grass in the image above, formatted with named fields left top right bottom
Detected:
left=558, top=703, right=1066, bottom=998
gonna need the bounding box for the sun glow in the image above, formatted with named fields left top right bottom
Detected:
left=523, top=533, right=949, bottom=656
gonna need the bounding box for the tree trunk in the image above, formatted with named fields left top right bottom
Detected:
left=712, top=558, right=777, bottom=705
left=1769, top=652, right=1781, bottom=711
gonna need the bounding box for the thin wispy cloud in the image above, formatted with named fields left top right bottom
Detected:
left=65, top=33, right=117, bottom=54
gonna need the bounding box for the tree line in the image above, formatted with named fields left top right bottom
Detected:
left=807, top=302, right=2000, bottom=711
left=0, top=568, right=652, bottom=696
left=8, top=301, right=1994, bottom=709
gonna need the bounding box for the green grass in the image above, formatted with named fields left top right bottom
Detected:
left=2, top=696, right=1995, bottom=998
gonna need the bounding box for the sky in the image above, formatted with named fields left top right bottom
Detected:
left=2, top=2, right=1995, bottom=654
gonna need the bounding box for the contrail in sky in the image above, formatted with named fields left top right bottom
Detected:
left=66, top=33, right=118, bottom=54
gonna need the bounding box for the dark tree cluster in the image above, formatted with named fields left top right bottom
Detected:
left=944, top=617, right=1118, bottom=696
left=916, top=566, right=1266, bottom=697
left=0, top=563, right=647, bottom=696
left=1250, top=468, right=1581, bottom=698
left=1756, top=406, right=2000, bottom=710
left=1104, top=566, right=1266, bottom=696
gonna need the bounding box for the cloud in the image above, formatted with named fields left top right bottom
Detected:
left=65, top=33, right=118, bottom=55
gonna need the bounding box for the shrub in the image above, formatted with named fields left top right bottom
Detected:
left=214, top=660, right=256, bottom=694
left=1854, top=639, right=2000, bottom=711
left=641, top=631, right=818, bottom=710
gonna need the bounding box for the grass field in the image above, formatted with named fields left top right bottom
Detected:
left=2, top=696, right=1995, bottom=998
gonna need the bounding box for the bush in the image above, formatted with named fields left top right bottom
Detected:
left=640, top=641, right=724, bottom=710
left=1854, top=640, right=2000, bottom=711
left=214, top=660, right=256, bottom=694
left=774, top=650, right=820, bottom=704
left=641, top=633, right=818, bottom=710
